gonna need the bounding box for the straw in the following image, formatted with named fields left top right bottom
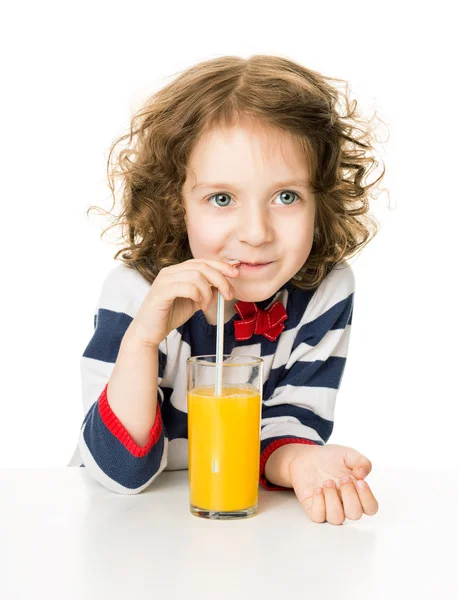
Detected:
left=215, top=259, right=241, bottom=396
left=215, top=291, right=225, bottom=396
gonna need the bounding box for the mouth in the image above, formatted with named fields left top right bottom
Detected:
left=238, top=261, right=274, bottom=270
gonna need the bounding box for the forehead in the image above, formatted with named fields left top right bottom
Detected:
left=186, top=120, right=309, bottom=180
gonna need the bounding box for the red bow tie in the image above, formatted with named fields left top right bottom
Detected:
left=233, top=300, right=287, bottom=342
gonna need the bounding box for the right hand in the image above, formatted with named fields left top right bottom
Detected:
left=126, top=258, right=240, bottom=347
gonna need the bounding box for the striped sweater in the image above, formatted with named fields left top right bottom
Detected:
left=68, top=261, right=355, bottom=495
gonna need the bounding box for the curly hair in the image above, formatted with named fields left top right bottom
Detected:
left=87, top=54, right=388, bottom=290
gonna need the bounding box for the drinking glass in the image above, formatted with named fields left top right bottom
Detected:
left=186, top=354, right=263, bottom=520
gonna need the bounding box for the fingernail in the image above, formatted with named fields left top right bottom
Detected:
left=340, top=476, right=350, bottom=484
left=324, top=480, right=335, bottom=487
left=356, top=479, right=366, bottom=489
left=315, top=488, right=323, bottom=495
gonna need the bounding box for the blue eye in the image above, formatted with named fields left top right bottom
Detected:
left=207, top=190, right=300, bottom=208
left=276, top=191, right=298, bottom=205
left=208, top=193, right=232, bottom=208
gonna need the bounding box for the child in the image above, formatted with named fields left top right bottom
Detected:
left=69, top=54, right=384, bottom=525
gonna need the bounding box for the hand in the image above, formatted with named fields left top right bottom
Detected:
left=126, top=258, right=240, bottom=347
left=288, top=443, right=379, bottom=525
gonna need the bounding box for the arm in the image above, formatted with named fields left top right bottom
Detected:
left=78, top=265, right=169, bottom=495
left=107, top=327, right=159, bottom=447
left=260, top=264, right=355, bottom=490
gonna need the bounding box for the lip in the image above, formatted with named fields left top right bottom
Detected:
left=238, top=261, right=274, bottom=270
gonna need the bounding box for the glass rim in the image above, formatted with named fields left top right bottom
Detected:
left=186, top=354, right=263, bottom=367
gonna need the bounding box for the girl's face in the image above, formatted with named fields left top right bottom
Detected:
left=182, top=120, right=316, bottom=303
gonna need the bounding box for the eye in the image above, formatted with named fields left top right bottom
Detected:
left=274, top=190, right=300, bottom=205
left=208, top=193, right=233, bottom=208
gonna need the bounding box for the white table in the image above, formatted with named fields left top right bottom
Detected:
left=1, top=467, right=457, bottom=599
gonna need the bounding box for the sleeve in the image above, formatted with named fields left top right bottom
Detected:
left=77, top=264, right=169, bottom=495
left=259, top=263, right=355, bottom=490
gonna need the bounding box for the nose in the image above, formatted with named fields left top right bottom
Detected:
left=236, top=204, right=274, bottom=246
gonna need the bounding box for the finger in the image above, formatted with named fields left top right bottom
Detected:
left=338, top=477, right=363, bottom=521
left=181, top=258, right=240, bottom=279
left=176, top=281, right=223, bottom=314
left=322, top=480, right=345, bottom=525
left=188, top=264, right=237, bottom=303
left=343, top=449, right=373, bottom=478
left=311, top=487, right=326, bottom=523
left=353, top=478, right=379, bottom=516
left=165, top=281, right=205, bottom=311
left=178, top=268, right=235, bottom=308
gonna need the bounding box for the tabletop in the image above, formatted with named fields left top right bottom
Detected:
left=1, top=466, right=457, bottom=599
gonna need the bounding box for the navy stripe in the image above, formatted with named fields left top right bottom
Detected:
left=282, top=356, right=347, bottom=389
left=84, top=308, right=166, bottom=375
left=263, top=363, right=287, bottom=402
left=83, top=308, right=133, bottom=363
left=82, top=402, right=165, bottom=489
left=280, top=286, right=316, bottom=330
left=262, top=404, right=333, bottom=442
left=264, top=356, right=346, bottom=402
left=160, top=388, right=188, bottom=440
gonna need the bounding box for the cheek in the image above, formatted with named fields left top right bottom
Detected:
left=186, top=217, right=228, bottom=253
left=279, top=218, right=314, bottom=249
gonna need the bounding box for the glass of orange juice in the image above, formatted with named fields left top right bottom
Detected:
left=186, top=354, right=263, bottom=520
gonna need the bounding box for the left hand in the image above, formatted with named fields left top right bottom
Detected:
left=289, top=443, right=379, bottom=525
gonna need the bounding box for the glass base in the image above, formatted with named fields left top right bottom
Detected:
left=190, top=504, right=257, bottom=520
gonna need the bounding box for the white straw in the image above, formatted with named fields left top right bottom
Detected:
left=215, top=291, right=224, bottom=396
left=215, top=259, right=240, bottom=396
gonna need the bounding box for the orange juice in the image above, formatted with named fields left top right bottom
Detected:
left=187, top=383, right=261, bottom=513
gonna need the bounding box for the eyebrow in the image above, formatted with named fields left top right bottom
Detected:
left=191, top=179, right=310, bottom=192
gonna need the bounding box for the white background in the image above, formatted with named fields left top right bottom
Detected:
left=1, top=1, right=456, bottom=469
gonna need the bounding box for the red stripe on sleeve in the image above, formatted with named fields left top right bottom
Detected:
left=98, top=382, right=163, bottom=458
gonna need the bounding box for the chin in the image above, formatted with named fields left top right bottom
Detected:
left=234, top=279, right=286, bottom=303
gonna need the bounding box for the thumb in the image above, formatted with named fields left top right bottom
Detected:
left=343, top=447, right=373, bottom=479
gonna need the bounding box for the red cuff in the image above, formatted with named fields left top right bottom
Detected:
left=259, top=437, right=319, bottom=491
left=98, top=382, right=163, bottom=457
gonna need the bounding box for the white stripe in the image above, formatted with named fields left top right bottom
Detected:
left=162, top=330, right=190, bottom=412
left=165, top=438, right=189, bottom=470
left=95, top=264, right=150, bottom=316
left=78, top=423, right=168, bottom=494
left=264, top=385, right=337, bottom=422
left=80, top=356, right=114, bottom=416
left=286, top=325, right=351, bottom=368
